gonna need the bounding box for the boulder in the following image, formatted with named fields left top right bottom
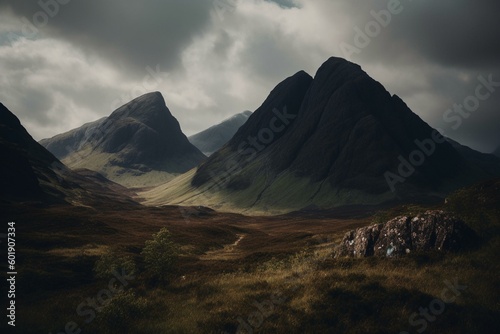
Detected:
left=335, top=210, right=477, bottom=258
left=374, top=216, right=412, bottom=257
left=336, top=224, right=383, bottom=258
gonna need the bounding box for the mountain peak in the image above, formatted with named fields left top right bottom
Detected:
left=127, top=91, right=165, bottom=106
left=108, top=91, right=170, bottom=128
left=40, top=92, right=206, bottom=187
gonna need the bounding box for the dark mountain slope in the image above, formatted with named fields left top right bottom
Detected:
left=493, top=146, right=500, bottom=158
left=0, top=103, right=137, bottom=206
left=142, top=58, right=500, bottom=214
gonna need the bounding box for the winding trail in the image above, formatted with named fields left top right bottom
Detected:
left=200, top=234, right=246, bottom=261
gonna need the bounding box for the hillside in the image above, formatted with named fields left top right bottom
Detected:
left=142, top=58, right=499, bottom=214
left=40, top=92, right=206, bottom=188
left=0, top=103, right=137, bottom=206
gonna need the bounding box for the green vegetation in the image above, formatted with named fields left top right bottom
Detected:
left=444, top=179, right=500, bottom=239
left=92, top=290, right=150, bottom=333
left=93, top=248, right=137, bottom=279
left=142, top=227, right=180, bottom=283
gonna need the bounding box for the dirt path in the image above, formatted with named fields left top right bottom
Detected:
left=200, top=234, right=246, bottom=261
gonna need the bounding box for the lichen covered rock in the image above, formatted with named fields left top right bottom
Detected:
left=335, top=210, right=477, bottom=258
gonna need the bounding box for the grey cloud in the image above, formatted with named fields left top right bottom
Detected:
left=240, top=32, right=309, bottom=83
left=0, top=0, right=213, bottom=76
left=393, top=0, right=500, bottom=69
left=266, top=0, right=299, bottom=9
left=342, top=0, right=500, bottom=69
left=0, top=0, right=498, bottom=152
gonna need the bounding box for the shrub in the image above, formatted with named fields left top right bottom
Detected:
left=95, top=290, right=149, bottom=333
left=141, top=227, right=179, bottom=282
left=93, top=249, right=137, bottom=280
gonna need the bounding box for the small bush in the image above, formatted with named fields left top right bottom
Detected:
left=141, top=227, right=179, bottom=282
left=95, top=290, right=149, bottom=333
left=93, top=249, right=137, bottom=280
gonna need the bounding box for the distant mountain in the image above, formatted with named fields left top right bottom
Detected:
left=0, top=103, right=136, bottom=206
left=40, top=92, right=206, bottom=188
left=142, top=57, right=500, bottom=214
left=189, top=111, right=252, bottom=156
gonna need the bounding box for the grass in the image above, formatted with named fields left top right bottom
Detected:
left=1, top=179, right=499, bottom=333
left=141, top=168, right=398, bottom=216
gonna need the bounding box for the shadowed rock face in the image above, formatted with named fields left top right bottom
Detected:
left=336, top=211, right=478, bottom=258
left=269, top=58, right=465, bottom=192
left=1, top=103, right=57, bottom=199
left=0, top=103, right=137, bottom=205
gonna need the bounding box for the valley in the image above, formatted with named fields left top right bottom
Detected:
left=1, top=54, right=499, bottom=333
left=1, top=179, right=499, bottom=333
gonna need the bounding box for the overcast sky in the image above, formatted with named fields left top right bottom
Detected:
left=0, top=0, right=499, bottom=152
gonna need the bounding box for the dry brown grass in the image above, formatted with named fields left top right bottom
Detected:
left=1, top=181, right=499, bottom=333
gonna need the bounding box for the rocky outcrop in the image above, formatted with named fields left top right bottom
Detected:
left=335, top=211, right=478, bottom=258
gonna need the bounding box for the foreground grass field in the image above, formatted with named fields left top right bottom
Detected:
left=1, top=180, right=499, bottom=333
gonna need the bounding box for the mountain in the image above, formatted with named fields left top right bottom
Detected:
left=142, top=57, right=500, bottom=214
left=188, top=111, right=252, bottom=156
left=446, top=138, right=500, bottom=177
left=0, top=103, right=137, bottom=206
left=40, top=92, right=206, bottom=188
left=494, top=146, right=500, bottom=158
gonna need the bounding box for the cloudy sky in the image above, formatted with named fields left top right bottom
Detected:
left=0, top=0, right=499, bottom=152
